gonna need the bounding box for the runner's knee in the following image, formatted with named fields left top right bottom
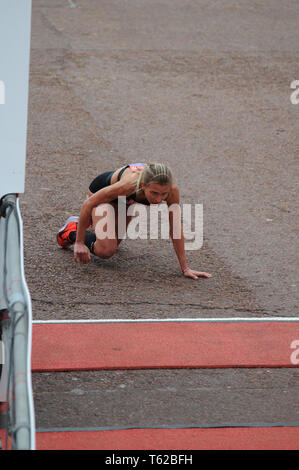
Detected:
left=93, top=242, right=117, bottom=259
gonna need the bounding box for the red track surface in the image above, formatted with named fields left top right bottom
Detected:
left=31, top=321, right=299, bottom=450
left=35, top=426, right=299, bottom=450
left=32, top=322, right=299, bottom=371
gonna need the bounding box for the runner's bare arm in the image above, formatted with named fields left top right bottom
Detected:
left=167, top=185, right=187, bottom=271
left=75, top=180, right=134, bottom=245
left=167, top=185, right=212, bottom=280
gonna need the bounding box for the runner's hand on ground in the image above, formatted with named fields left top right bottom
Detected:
left=74, top=242, right=91, bottom=264
left=183, top=268, right=212, bottom=280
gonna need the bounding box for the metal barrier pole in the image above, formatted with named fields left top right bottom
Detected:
left=0, top=194, right=35, bottom=450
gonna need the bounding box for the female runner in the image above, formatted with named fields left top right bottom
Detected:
left=57, top=162, right=212, bottom=280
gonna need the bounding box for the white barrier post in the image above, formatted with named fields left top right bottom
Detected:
left=0, top=0, right=32, bottom=200
left=0, top=1, right=35, bottom=450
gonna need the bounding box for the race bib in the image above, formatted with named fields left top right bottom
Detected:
left=126, top=198, right=135, bottom=206
left=129, top=163, right=146, bottom=172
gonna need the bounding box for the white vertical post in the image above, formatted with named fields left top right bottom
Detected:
left=0, top=0, right=32, bottom=199
left=0, top=1, right=34, bottom=450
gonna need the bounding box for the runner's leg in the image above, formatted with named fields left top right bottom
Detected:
left=91, top=203, right=132, bottom=258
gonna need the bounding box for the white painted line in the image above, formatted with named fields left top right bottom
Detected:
left=33, top=317, right=299, bottom=324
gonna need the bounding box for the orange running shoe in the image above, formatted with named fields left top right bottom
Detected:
left=57, top=216, right=78, bottom=248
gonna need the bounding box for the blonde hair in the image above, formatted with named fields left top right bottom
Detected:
left=136, top=163, right=173, bottom=193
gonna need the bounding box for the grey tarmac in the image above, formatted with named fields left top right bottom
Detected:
left=25, top=0, right=299, bottom=438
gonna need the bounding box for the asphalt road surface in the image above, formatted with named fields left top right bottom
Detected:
left=23, top=0, right=299, bottom=437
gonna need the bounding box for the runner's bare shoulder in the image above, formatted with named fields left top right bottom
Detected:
left=118, top=163, right=146, bottom=192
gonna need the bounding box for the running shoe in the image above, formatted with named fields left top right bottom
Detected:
left=57, top=216, right=78, bottom=248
